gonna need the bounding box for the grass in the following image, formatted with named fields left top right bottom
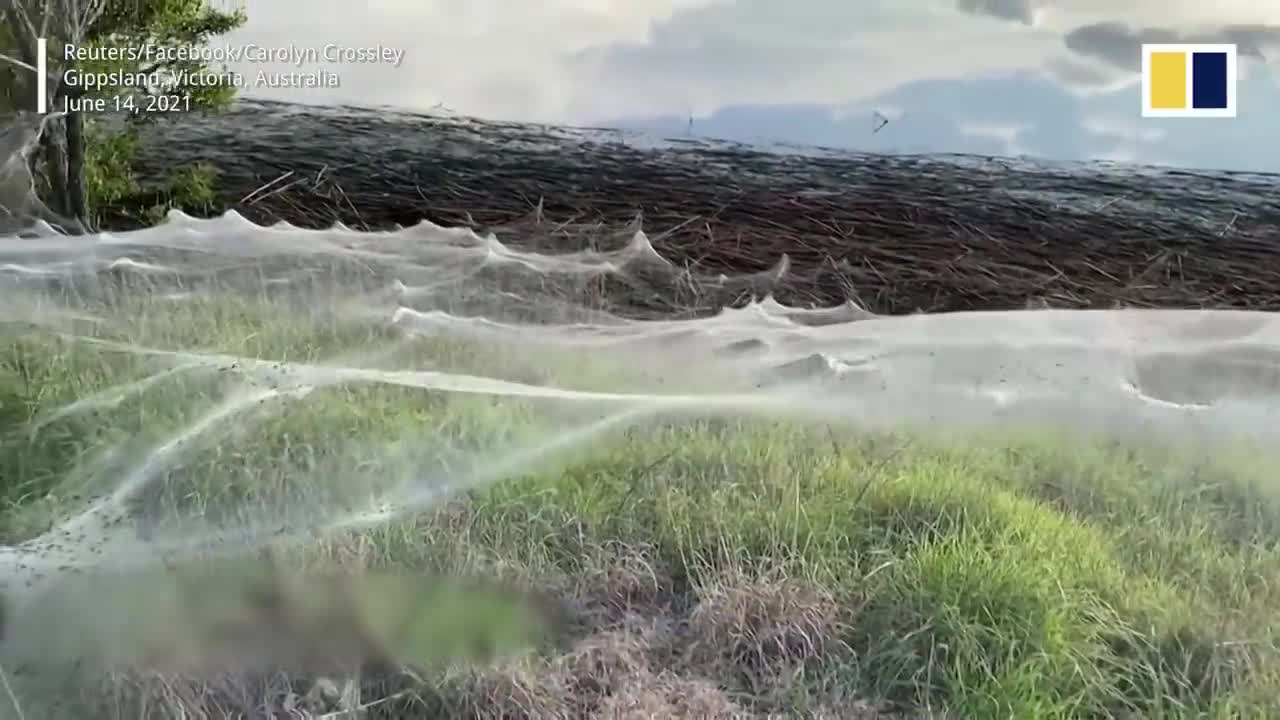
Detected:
left=1, top=292, right=1279, bottom=719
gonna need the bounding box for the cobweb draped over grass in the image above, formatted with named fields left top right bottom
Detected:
left=4, top=133, right=1280, bottom=716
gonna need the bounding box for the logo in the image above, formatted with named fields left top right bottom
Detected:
left=1142, top=43, right=1237, bottom=118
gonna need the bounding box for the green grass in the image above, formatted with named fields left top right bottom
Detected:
left=2, top=294, right=1279, bottom=719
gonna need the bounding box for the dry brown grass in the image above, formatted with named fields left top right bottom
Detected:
left=684, top=570, right=854, bottom=694
left=436, top=661, right=572, bottom=720
left=576, top=541, right=677, bottom=623
left=74, top=667, right=421, bottom=720
left=365, top=550, right=880, bottom=719
left=558, top=622, right=666, bottom=702
left=591, top=671, right=744, bottom=720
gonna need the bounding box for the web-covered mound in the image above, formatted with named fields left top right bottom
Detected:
left=2, top=119, right=1280, bottom=673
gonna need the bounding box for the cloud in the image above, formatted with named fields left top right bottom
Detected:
left=209, top=0, right=1278, bottom=172
left=1042, top=54, right=1133, bottom=93
left=221, top=0, right=733, bottom=121
left=952, top=0, right=1280, bottom=90
left=217, top=0, right=1069, bottom=123
left=956, top=0, right=1280, bottom=29
left=1080, top=115, right=1164, bottom=143
left=956, top=120, right=1032, bottom=155
left=560, top=0, right=1056, bottom=122
left=1064, top=22, right=1280, bottom=72
left=956, top=0, right=1040, bottom=25
left=609, top=61, right=1280, bottom=172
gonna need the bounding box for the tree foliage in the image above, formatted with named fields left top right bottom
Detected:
left=82, top=0, right=245, bottom=115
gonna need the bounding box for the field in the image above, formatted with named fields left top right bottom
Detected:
left=2, top=104, right=1280, bottom=718
left=0, top=227, right=1278, bottom=720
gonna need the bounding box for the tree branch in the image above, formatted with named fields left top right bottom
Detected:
left=0, top=49, right=37, bottom=74
left=2, top=1, right=40, bottom=47
left=1, top=7, right=38, bottom=68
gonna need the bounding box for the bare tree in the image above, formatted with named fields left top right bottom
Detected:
left=1, top=0, right=107, bottom=230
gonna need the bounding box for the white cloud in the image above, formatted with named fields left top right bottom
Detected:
left=956, top=120, right=1032, bottom=155
left=1042, top=54, right=1136, bottom=95
left=975, top=0, right=1280, bottom=29
left=829, top=104, right=905, bottom=123
left=212, top=0, right=1278, bottom=174
left=217, top=0, right=1070, bottom=122
left=1092, top=144, right=1176, bottom=167
left=221, top=0, right=731, bottom=120
left=1080, top=116, right=1164, bottom=143
left=561, top=1, right=1059, bottom=121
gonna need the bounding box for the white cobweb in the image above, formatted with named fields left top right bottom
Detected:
left=1, top=116, right=1278, bottom=672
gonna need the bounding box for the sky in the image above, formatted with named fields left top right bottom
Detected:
left=219, top=0, right=1280, bottom=172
